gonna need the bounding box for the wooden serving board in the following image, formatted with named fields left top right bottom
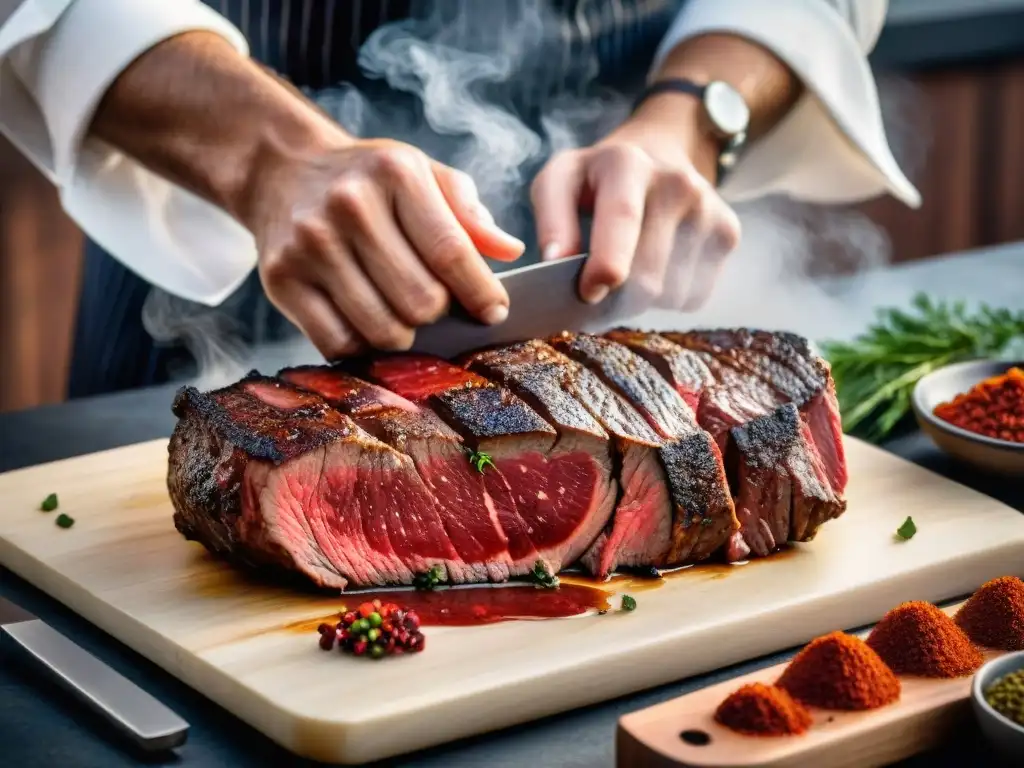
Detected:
left=0, top=437, right=1022, bottom=765
left=616, top=601, right=1004, bottom=768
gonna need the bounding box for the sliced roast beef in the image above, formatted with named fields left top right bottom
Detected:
left=549, top=333, right=737, bottom=564
left=462, top=340, right=668, bottom=577
left=280, top=366, right=506, bottom=583
left=366, top=355, right=616, bottom=577
left=625, top=329, right=846, bottom=561
left=167, top=374, right=459, bottom=590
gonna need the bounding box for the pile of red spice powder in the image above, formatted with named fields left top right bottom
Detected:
left=776, top=631, right=900, bottom=711
left=714, top=683, right=813, bottom=737
left=866, top=601, right=983, bottom=678
left=932, top=367, right=1024, bottom=443
left=955, top=575, right=1024, bottom=651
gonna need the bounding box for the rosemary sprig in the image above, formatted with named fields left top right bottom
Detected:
left=819, top=293, right=1024, bottom=442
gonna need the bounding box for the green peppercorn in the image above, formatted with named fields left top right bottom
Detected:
left=367, top=628, right=381, bottom=642
left=369, top=612, right=383, bottom=628
left=370, top=644, right=386, bottom=659
left=985, top=669, right=1024, bottom=726
left=360, top=618, right=373, bottom=633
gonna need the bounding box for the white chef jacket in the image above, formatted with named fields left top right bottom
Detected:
left=0, top=0, right=920, bottom=308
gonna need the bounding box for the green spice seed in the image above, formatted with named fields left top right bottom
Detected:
left=370, top=644, right=386, bottom=659
left=895, top=516, right=917, bottom=541
left=369, top=612, right=383, bottom=628
left=40, top=493, right=58, bottom=512
left=621, top=595, right=637, bottom=612
left=55, top=513, right=74, bottom=529
left=354, top=618, right=368, bottom=634
left=985, top=670, right=1024, bottom=726
left=700, top=518, right=714, bottom=527
left=367, top=628, right=381, bottom=643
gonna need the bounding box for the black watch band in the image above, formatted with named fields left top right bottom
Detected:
left=631, top=78, right=748, bottom=186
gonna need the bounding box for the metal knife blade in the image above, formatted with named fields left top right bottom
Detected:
left=0, top=596, right=189, bottom=751
left=410, top=253, right=639, bottom=358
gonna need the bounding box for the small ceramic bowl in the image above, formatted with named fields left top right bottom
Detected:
left=911, top=359, right=1024, bottom=476
left=972, top=651, right=1024, bottom=760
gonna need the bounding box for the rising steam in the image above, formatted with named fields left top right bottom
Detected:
left=142, top=1, right=927, bottom=388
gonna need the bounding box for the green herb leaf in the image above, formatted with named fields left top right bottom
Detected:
left=621, top=594, right=637, bottom=612
left=466, top=449, right=496, bottom=474
left=529, top=560, right=559, bottom=589
left=700, top=517, right=714, bottom=527
left=55, top=513, right=74, bottom=529
left=820, top=293, right=1024, bottom=443
left=40, top=493, right=58, bottom=512
left=413, top=565, right=444, bottom=591
left=895, top=516, right=917, bottom=541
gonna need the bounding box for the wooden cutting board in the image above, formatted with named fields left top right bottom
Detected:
left=0, top=437, right=1022, bottom=765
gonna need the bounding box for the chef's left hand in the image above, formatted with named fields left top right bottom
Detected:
left=531, top=110, right=741, bottom=309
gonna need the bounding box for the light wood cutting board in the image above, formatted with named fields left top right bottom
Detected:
left=0, top=437, right=1022, bottom=764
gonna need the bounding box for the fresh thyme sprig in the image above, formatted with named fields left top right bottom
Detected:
left=819, top=293, right=1024, bottom=442
left=466, top=449, right=496, bottom=474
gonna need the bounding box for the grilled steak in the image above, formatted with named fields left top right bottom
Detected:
left=166, top=328, right=849, bottom=589
left=609, top=329, right=847, bottom=561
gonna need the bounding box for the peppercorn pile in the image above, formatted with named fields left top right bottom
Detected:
left=714, top=683, right=813, bottom=737
left=317, top=600, right=425, bottom=659
left=866, top=601, right=983, bottom=678
left=955, top=576, right=1024, bottom=651
left=985, top=669, right=1024, bottom=727
left=776, top=631, right=901, bottom=711
left=932, top=366, right=1024, bottom=443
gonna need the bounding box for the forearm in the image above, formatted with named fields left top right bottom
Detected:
left=90, top=31, right=346, bottom=227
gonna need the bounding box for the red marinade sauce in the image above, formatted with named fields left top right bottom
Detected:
left=291, top=583, right=611, bottom=630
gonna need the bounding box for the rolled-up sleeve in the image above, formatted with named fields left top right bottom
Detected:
left=0, top=0, right=258, bottom=306
left=651, top=0, right=921, bottom=208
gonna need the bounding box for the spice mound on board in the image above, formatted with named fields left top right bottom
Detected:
left=985, top=669, right=1024, bottom=727
left=714, top=683, right=813, bottom=737
left=776, top=631, right=900, bottom=711
left=932, top=367, right=1024, bottom=443
left=955, top=576, right=1024, bottom=651
left=317, top=600, right=425, bottom=660
left=866, top=601, right=983, bottom=678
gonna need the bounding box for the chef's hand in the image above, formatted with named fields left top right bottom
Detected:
left=248, top=137, right=525, bottom=358
left=531, top=105, right=741, bottom=310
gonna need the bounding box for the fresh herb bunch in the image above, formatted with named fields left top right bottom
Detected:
left=820, top=293, right=1024, bottom=442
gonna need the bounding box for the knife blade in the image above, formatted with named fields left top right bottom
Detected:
left=0, top=596, right=189, bottom=751
left=410, top=253, right=642, bottom=358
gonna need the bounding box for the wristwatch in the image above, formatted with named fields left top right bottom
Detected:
left=632, top=78, right=750, bottom=185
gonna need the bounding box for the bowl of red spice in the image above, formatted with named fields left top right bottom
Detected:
left=912, top=359, right=1024, bottom=475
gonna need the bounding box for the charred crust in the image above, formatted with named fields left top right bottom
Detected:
left=730, top=404, right=802, bottom=469
left=434, top=386, right=555, bottom=441
left=657, top=432, right=732, bottom=528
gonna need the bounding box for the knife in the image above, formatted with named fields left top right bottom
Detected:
left=0, top=596, right=189, bottom=751
left=410, top=253, right=646, bottom=358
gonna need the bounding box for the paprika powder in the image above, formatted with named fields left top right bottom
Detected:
left=776, top=631, right=900, bottom=711
left=865, top=601, right=983, bottom=678
left=714, top=682, right=813, bottom=737
left=932, top=367, right=1024, bottom=443
left=955, top=575, right=1024, bottom=651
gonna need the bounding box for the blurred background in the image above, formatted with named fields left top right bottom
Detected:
left=1, top=0, right=1023, bottom=414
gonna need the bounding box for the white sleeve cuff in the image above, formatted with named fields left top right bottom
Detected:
left=651, top=0, right=921, bottom=209
left=7, top=0, right=258, bottom=306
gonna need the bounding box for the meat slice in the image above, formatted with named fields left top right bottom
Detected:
left=604, top=328, right=715, bottom=413
left=367, top=354, right=615, bottom=577
left=280, top=366, right=505, bottom=583
left=167, top=374, right=459, bottom=590
left=655, top=330, right=847, bottom=560
left=549, top=333, right=737, bottom=564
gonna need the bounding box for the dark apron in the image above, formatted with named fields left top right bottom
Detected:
left=69, top=0, right=680, bottom=397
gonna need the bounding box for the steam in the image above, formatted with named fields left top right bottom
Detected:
left=142, top=1, right=929, bottom=388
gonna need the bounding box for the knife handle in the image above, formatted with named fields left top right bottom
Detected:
left=2, top=620, right=189, bottom=751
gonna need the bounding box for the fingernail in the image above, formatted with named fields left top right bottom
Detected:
left=542, top=243, right=561, bottom=261
left=584, top=285, right=610, bottom=305
left=481, top=304, right=509, bottom=325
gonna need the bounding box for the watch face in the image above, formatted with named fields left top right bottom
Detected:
left=704, top=81, right=750, bottom=137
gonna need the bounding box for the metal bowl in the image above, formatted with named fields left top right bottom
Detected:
left=911, top=359, right=1024, bottom=476
left=972, top=651, right=1024, bottom=760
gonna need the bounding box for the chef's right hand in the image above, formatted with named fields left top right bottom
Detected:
left=246, top=136, right=525, bottom=359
